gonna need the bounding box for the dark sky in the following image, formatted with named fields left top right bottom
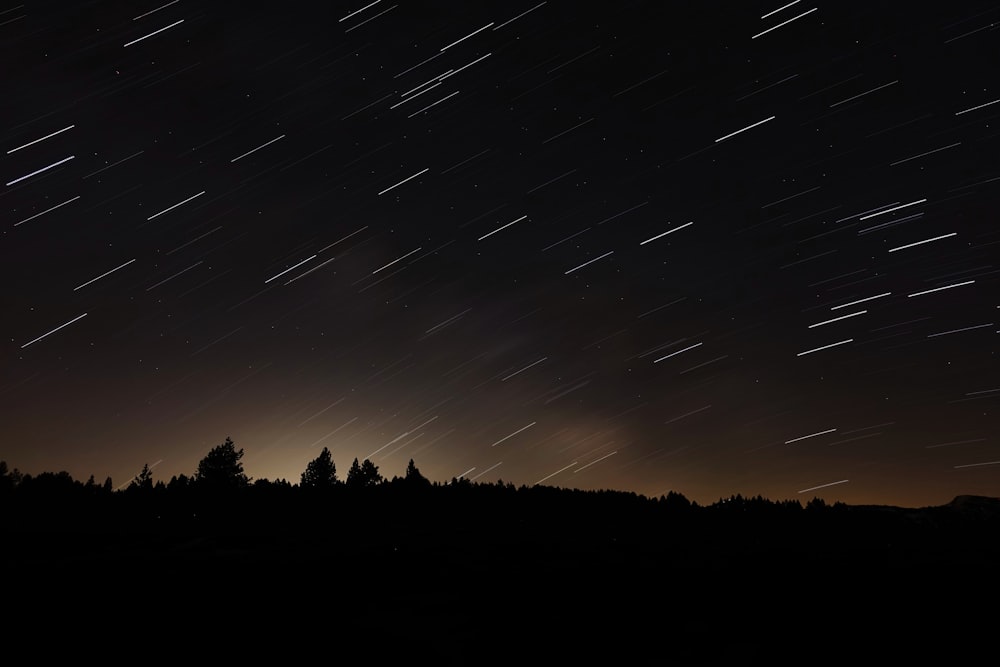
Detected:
left=2, top=0, right=998, bottom=506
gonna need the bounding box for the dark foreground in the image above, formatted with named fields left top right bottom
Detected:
left=6, top=492, right=999, bottom=664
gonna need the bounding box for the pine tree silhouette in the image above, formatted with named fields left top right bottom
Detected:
left=194, top=436, right=249, bottom=491
left=301, top=447, right=338, bottom=488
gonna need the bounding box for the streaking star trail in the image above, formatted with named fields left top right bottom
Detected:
left=1, top=0, right=997, bottom=508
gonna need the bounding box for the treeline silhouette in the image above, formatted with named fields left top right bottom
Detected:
left=0, top=435, right=873, bottom=535
left=3, top=437, right=998, bottom=664
left=4, top=436, right=999, bottom=547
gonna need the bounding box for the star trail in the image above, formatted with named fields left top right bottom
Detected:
left=2, top=0, right=998, bottom=507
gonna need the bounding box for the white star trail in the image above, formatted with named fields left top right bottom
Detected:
left=21, top=313, right=88, bottom=349
left=73, top=259, right=137, bottom=291
left=123, top=19, right=184, bottom=47
left=377, top=168, right=429, bottom=195
left=6, top=155, right=75, bottom=186
left=715, top=116, right=776, bottom=142
left=6, top=125, right=75, bottom=154
left=797, top=479, right=849, bottom=494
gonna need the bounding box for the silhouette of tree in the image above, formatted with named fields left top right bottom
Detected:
left=1, top=463, right=24, bottom=490
left=404, top=459, right=429, bottom=483
left=81, top=473, right=112, bottom=499
left=806, top=497, right=828, bottom=511
left=346, top=457, right=382, bottom=488
left=301, top=447, right=338, bottom=488
left=360, top=459, right=382, bottom=486
left=0, top=460, right=12, bottom=495
left=20, top=471, right=78, bottom=501
left=129, top=463, right=154, bottom=491
left=254, top=477, right=292, bottom=489
left=194, top=436, right=249, bottom=491
left=398, top=458, right=431, bottom=492
left=346, top=458, right=362, bottom=486
left=449, top=476, right=472, bottom=489
left=167, top=473, right=191, bottom=491
left=663, top=490, right=692, bottom=510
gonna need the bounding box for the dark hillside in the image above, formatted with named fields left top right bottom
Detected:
left=4, top=480, right=998, bottom=664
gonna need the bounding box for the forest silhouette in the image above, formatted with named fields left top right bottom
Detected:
left=3, top=437, right=998, bottom=664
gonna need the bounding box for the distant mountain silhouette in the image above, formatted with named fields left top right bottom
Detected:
left=946, top=494, right=1000, bottom=516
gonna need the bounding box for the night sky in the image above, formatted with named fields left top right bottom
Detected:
left=3, top=0, right=998, bottom=507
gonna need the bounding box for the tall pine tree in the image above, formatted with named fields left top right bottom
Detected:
left=194, top=436, right=249, bottom=491
left=301, top=447, right=338, bottom=488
